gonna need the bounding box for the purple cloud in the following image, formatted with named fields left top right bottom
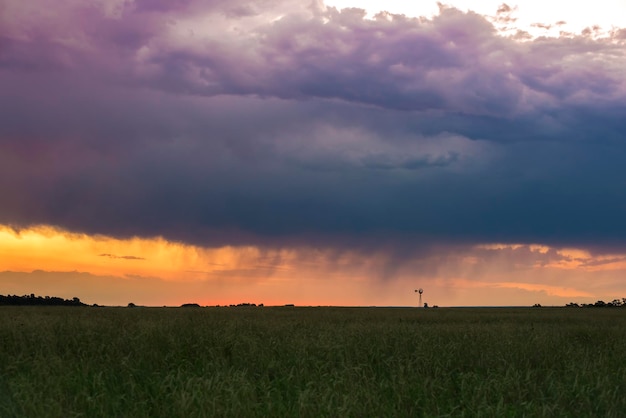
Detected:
left=1, top=0, right=626, bottom=254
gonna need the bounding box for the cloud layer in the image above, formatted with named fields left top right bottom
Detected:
left=1, top=0, right=626, bottom=254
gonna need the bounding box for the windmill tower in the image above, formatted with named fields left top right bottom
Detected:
left=415, top=288, right=423, bottom=307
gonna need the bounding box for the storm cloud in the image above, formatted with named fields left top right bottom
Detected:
left=1, top=0, right=626, bottom=253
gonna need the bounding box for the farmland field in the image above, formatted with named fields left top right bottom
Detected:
left=1, top=306, right=625, bottom=417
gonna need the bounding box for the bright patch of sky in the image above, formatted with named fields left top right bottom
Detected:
left=324, top=0, right=626, bottom=37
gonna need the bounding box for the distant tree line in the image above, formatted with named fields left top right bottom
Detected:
left=565, top=298, right=626, bottom=308
left=0, top=294, right=87, bottom=306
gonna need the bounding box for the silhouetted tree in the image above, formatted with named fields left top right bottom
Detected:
left=0, top=294, right=87, bottom=306
left=565, top=299, right=626, bottom=308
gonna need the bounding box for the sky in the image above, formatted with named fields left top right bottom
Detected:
left=1, top=0, right=626, bottom=307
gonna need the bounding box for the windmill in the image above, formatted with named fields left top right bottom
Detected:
left=415, top=288, right=423, bottom=307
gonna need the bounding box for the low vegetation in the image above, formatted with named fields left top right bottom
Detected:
left=1, top=305, right=626, bottom=417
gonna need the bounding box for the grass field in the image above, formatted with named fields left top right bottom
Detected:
left=1, top=306, right=625, bottom=417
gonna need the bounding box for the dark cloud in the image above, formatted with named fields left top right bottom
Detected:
left=1, top=0, right=626, bottom=254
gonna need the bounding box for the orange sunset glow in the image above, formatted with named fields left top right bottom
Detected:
left=2, top=0, right=626, bottom=307
left=2, top=224, right=624, bottom=307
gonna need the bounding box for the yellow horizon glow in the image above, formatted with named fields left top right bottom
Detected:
left=0, top=224, right=289, bottom=281
left=1, top=224, right=622, bottom=306
left=493, top=281, right=593, bottom=298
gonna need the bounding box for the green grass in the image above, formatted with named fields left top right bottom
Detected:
left=1, top=306, right=625, bottom=417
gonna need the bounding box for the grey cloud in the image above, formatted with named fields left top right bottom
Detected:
left=0, top=0, right=626, bottom=255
